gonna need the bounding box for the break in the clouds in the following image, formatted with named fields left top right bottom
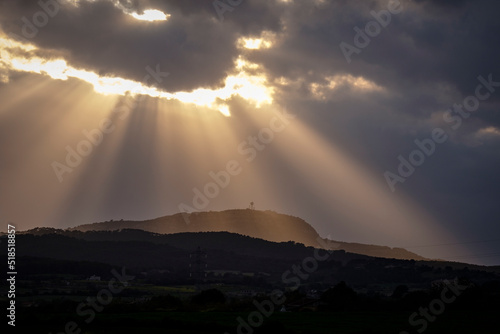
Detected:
left=1, top=0, right=499, bottom=265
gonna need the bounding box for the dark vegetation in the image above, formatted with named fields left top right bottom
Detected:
left=63, top=209, right=426, bottom=260
left=1, top=227, right=499, bottom=333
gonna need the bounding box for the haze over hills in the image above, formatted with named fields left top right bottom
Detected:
left=67, top=209, right=426, bottom=261
left=70, top=209, right=319, bottom=245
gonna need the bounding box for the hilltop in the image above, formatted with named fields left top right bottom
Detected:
left=67, top=209, right=425, bottom=260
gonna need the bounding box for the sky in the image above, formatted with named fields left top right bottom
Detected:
left=0, top=0, right=499, bottom=265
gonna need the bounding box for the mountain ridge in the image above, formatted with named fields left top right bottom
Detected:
left=64, top=209, right=426, bottom=261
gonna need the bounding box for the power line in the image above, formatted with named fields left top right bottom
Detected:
left=400, top=239, right=500, bottom=249
left=441, top=252, right=500, bottom=261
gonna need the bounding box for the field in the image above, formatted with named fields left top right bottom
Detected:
left=16, top=310, right=499, bottom=334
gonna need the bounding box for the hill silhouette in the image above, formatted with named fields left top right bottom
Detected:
left=4, top=229, right=499, bottom=334
left=6, top=229, right=499, bottom=286
left=67, top=209, right=425, bottom=260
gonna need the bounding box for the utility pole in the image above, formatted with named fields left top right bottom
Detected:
left=189, top=246, right=207, bottom=285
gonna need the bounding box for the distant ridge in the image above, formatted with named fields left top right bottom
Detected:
left=70, top=209, right=321, bottom=246
left=68, top=209, right=426, bottom=260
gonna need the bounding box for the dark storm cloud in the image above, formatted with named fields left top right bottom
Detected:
left=268, top=0, right=500, bottom=100
left=0, top=0, right=285, bottom=91
left=237, top=0, right=500, bottom=144
left=2, top=0, right=498, bottom=103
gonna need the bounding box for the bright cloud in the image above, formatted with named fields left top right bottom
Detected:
left=0, top=36, right=273, bottom=116
left=237, top=31, right=277, bottom=50
left=69, top=0, right=170, bottom=22
left=310, top=74, right=385, bottom=100
left=130, top=9, right=170, bottom=22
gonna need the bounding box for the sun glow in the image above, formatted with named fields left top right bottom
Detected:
left=218, top=105, right=231, bottom=117
left=241, top=38, right=270, bottom=50
left=131, top=9, right=170, bottom=22
left=67, top=1, right=169, bottom=22
left=0, top=36, right=273, bottom=116
left=237, top=31, right=277, bottom=50
left=310, top=74, right=385, bottom=100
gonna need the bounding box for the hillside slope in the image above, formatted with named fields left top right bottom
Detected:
left=70, top=209, right=321, bottom=246
left=68, top=209, right=425, bottom=260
